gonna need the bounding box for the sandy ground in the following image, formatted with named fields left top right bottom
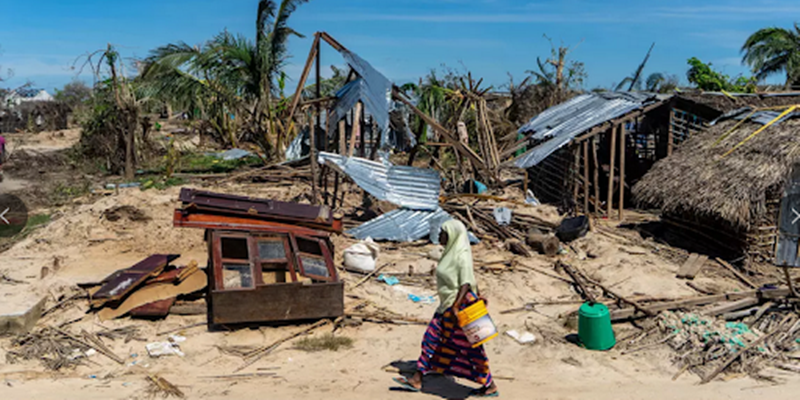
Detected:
left=1, top=130, right=799, bottom=399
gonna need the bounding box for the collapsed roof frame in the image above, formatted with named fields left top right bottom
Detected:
left=284, top=32, right=501, bottom=207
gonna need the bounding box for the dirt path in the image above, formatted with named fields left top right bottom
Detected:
left=0, top=176, right=29, bottom=193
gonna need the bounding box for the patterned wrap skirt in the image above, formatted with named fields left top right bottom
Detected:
left=416, top=292, right=493, bottom=387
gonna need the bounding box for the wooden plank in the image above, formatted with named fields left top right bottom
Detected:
left=610, top=291, right=759, bottom=321
left=91, top=255, right=180, bottom=307
left=703, top=297, right=760, bottom=317
left=676, top=253, right=700, bottom=278
left=714, top=258, right=757, bottom=289
left=210, top=281, right=344, bottom=325
left=607, top=125, right=617, bottom=217
left=582, top=141, right=589, bottom=214
left=285, top=33, right=321, bottom=135
left=129, top=298, right=176, bottom=318
left=682, top=255, right=708, bottom=280
left=618, top=122, right=626, bottom=221
left=98, top=270, right=207, bottom=321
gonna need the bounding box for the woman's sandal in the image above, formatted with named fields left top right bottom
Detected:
left=470, top=388, right=499, bottom=397
left=392, top=377, right=421, bottom=392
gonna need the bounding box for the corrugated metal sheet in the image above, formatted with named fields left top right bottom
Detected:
left=346, top=207, right=450, bottom=242
left=332, top=50, right=417, bottom=151
left=776, top=167, right=800, bottom=267
left=318, top=152, right=441, bottom=210
left=513, top=92, right=668, bottom=169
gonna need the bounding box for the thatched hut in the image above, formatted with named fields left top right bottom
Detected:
left=633, top=111, right=800, bottom=262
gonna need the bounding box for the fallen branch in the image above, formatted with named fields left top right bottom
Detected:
left=235, top=319, right=331, bottom=372
left=714, top=258, right=757, bottom=289
left=50, top=327, right=123, bottom=365
left=146, top=374, right=184, bottom=398
left=352, top=262, right=393, bottom=289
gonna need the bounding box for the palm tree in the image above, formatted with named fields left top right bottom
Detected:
left=742, top=23, right=800, bottom=88
left=140, top=0, right=309, bottom=155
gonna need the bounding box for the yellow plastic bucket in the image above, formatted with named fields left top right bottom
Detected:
left=456, top=300, right=498, bottom=348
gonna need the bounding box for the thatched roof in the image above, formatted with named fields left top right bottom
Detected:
left=633, top=116, right=800, bottom=230
left=678, top=92, right=800, bottom=114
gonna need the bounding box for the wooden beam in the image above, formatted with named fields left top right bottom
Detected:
left=618, top=122, right=626, bottom=221
left=583, top=141, right=589, bottom=214
left=285, top=33, right=320, bottom=134
left=392, top=87, right=490, bottom=178
left=573, top=146, right=580, bottom=208
left=318, top=31, right=346, bottom=52
left=592, top=135, right=601, bottom=216
left=348, top=102, right=362, bottom=157
left=607, top=125, right=617, bottom=217
left=668, top=108, right=674, bottom=155
left=573, top=101, right=666, bottom=145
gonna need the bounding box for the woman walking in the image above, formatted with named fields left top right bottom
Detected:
left=393, top=219, right=498, bottom=397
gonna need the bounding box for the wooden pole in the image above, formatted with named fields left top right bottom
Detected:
left=573, top=146, right=580, bottom=210
left=523, top=169, right=529, bottom=197
left=667, top=108, right=674, bottom=156
left=309, top=109, right=319, bottom=204
left=285, top=34, right=320, bottom=138
left=583, top=141, right=589, bottom=214
left=592, top=135, right=601, bottom=216
left=348, top=102, right=362, bottom=157
left=619, top=122, right=626, bottom=221
left=607, top=125, right=617, bottom=217
left=332, top=119, right=346, bottom=208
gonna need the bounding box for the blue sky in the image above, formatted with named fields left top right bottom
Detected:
left=1, top=0, right=797, bottom=93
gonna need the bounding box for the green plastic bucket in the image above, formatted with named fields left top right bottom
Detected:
left=578, top=302, right=616, bottom=351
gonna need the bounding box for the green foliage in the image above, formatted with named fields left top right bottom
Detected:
left=177, top=153, right=261, bottom=173
left=741, top=23, right=800, bottom=87
left=54, top=80, right=92, bottom=109
left=27, top=214, right=52, bottom=228
left=140, top=0, right=310, bottom=155
left=137, top=176, right=185, bottom=191
left=686, top=57, right=756, bottom=92
left=303, top=65, right=347, bottom=99
left=50, top=181, right=91, bottom=204
left=294, top=334, right=353, bottom=352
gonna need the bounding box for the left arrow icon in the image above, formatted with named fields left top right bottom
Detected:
left=0, top=207, right=8, bottom=225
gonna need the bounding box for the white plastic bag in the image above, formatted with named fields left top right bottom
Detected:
left=343, top=238, right=380, bottom=273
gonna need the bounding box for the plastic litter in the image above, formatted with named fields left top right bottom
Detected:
left=378, top=275, right=400, bottom=286
left=343, top=238, right=380, bottom=273
left=146, top=336, right=185, bottom=358
left=408, top=294, right=437, bottom=304
left=525, top=190, right=540, bottom=206
left=473, top=180, right=488, bottom=194
left=493, top=207, right=512, bottom=226
left=505, top=330, right=536, bottom=344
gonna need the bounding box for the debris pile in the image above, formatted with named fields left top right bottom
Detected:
left=653, top=309, right=800, bottom=382
left=88, top=255, right=207, bottom=321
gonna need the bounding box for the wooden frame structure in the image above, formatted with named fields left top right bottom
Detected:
left=525, top=99, right=672, bottom=220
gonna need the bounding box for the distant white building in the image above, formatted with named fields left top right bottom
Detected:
left=3, top=89, right=54, bottom=107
